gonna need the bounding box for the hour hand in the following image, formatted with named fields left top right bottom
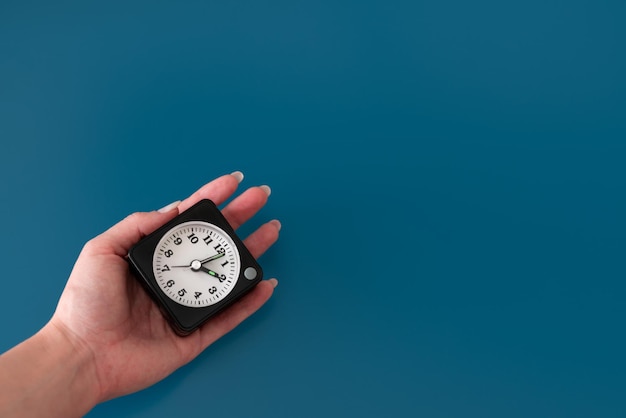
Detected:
left=198, top=265, right=219, bottom=277
left=198, top=266, right=226, bottom=281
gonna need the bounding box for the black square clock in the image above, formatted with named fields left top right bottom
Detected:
left=127, top=199, right=263, bottom=336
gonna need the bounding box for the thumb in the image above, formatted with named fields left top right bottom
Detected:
left=87, top=201, right=181, bottom=257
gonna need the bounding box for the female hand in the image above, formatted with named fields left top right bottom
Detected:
left=0, top=172, right=280, bottom=417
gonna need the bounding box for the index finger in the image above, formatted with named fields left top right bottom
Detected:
left=177, top=171, right=244, bottom=213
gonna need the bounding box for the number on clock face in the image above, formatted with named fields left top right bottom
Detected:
left=152, top=221, right=241, bottom=307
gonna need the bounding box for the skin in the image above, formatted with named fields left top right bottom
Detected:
left=0, top=173, right=281, bottom=417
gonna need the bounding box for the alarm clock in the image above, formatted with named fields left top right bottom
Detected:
left=127, top=199, right=263, bottom=336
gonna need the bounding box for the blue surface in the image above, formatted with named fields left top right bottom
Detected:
left=1, top=1, right=625, bottom=417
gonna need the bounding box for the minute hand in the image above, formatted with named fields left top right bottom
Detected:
left=199, top=252, right=226, bottom=264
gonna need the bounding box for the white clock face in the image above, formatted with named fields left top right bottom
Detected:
left=152, top=221, right=241, bottom=307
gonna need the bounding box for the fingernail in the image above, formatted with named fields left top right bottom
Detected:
left=270, top=219, right=282, bottom=231
left=268, top=278, right=278, bottom=288
left=158, top=200, right=181, bottom=213
left=259, top=185, right=271, bottom=196
left=231, top=171, right=244, bottom=183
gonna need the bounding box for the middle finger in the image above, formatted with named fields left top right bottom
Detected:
left=221, top=185, right=271, bottom=230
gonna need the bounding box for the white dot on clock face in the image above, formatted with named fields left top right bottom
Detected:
left=152, top=221, right=241, bottom=308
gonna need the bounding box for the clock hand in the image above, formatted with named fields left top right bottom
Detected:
left=198, top=266, right=218, bottom=277
left=166, top=252, right=226, bottom=269
left=170, top=257, right=218, bottom=269
left=198, top=265, right=224, bottom=279
left=199, top=252, right=226, bottom=264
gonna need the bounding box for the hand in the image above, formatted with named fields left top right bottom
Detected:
left=48, top=173, right=280, bottom=404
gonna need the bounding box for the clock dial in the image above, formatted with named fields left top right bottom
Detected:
left=152, top=221, right=241, bottom=308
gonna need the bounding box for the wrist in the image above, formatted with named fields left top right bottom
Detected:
left=0, top=321, right=101, bottom=417
left=39, top=320, right=102, bottom=413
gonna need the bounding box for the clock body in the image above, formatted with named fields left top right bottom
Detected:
left=127, top=199, right=263, bottom=336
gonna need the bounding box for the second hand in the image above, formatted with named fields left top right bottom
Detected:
left=170, top=252, right=225, bottom=268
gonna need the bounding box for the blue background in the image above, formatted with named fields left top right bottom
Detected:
left=1, top=1, right=625, bottom=417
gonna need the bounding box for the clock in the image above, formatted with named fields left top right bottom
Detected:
left=127, top=199, right=263, bottom=336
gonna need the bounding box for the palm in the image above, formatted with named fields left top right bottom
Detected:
left=51, top=174, right=279, bottom=401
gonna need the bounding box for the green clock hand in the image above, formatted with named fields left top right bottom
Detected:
left=198, top=265, right=218, bottom=277
left=199, top=252, right=226, bottom=264
left=198, top=266, right=226, bottom=282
